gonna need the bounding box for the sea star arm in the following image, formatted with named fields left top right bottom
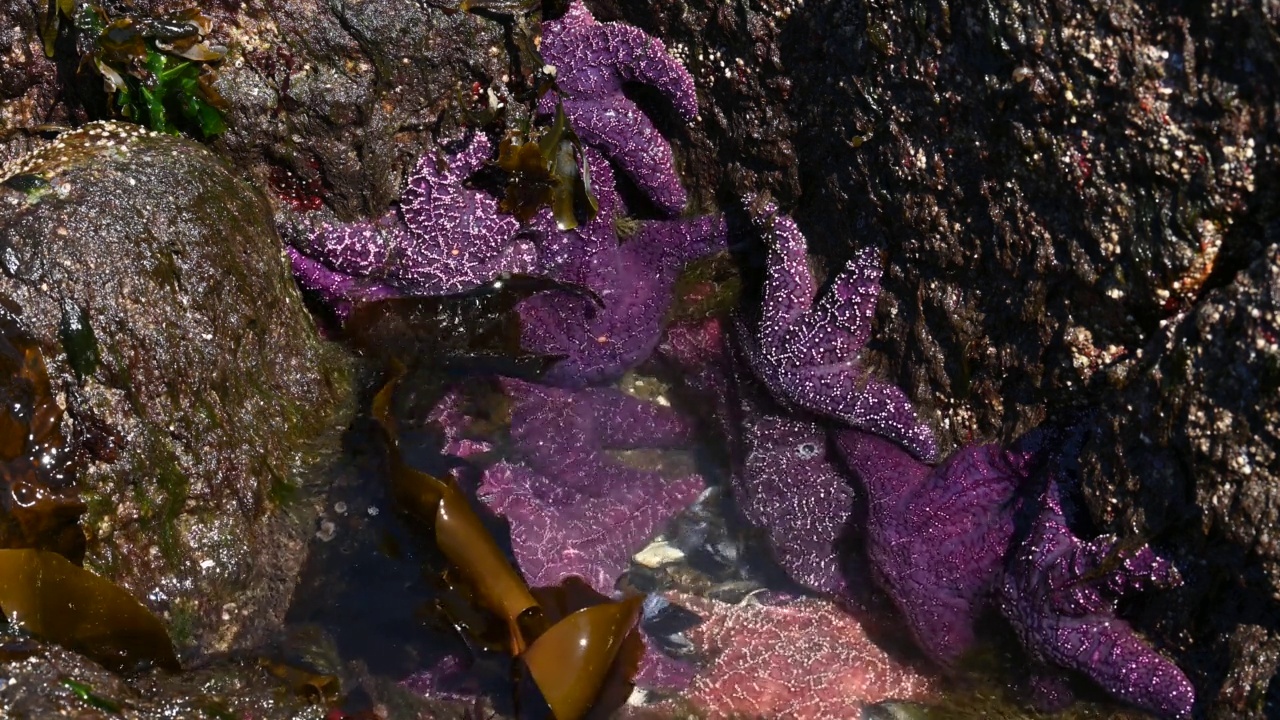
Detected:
left=555, top=98, right=688, bottom=215
left=538, top=1, right=694, bottom=215
left=644, top=213, right=731, bottom=270
left=749, top=210, right=817, bottom=352
left=299, top=210, right=409, bottom=281
left=738, top=410, right=856, bottom=596
left=581, top=386, right=695, bottom=450
left=809, top=246, right=881, bottom=352
left=287, top=246, right=401, bottom=319
left=997, top=480, right=1195, bottom=719
left=737, top=208, right=937, bottom=461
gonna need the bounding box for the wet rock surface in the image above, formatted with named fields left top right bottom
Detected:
left=0, top=121, right=350, bottom=657
left=0, top=0, right=1277, bottom=716
left=604, top=0, right=1280, bottom=715
left=0, top=627, right=325, bottom=720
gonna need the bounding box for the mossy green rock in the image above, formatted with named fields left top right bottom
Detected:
left=0, top=121, right=351, bottom=656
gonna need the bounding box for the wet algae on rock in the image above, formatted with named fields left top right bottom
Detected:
left=0, top=121, right=351, bottom=656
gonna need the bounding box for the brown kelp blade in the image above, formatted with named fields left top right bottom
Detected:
left=0, top=549, right=179, bottom=672
left=344, top=275, right=598, bottom=380
left=521, top=594, right=643, bottom=720
left=372, top=369, right=540, bottom=651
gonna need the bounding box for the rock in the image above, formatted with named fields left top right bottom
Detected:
left=0, top=626, right=322, bottom=719
left=0, top=0, right=511, bottom=223
left=1079, top=246, right=1280, bottom=718
left=606, top=0, right=1280, bottom=713
left=0, top=121, right=350, bottom=657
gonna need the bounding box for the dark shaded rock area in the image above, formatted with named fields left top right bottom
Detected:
left=0, top=122, right=350, bottom=659
left=604, top=0, right=1279, bottom=716
left=0, top=626, right=323, bottom=719
left=0, top=0, right=1277, bottom=717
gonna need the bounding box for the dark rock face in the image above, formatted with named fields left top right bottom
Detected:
left=605, top=0, right=1280, bottom=715
left=0, top=121, right=350, bottom=656
left=1079, top=246, right=1280, bottom=718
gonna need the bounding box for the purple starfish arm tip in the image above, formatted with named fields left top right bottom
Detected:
left=289, top=134, right=539, bottom=312
left=287, top=246, right=401, bottom=319
left=997, top=479, right=1195, bottom=719
left=737, top=209, right=938, bottom=462
left=539, top=1, right=696, bottom=215
left=834, top=429, right=1037, bottom=666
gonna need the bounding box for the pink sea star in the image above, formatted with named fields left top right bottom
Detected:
left=657, top=592, right=938, bottom=719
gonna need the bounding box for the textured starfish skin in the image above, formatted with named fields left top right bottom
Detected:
left=539, top=1, right=698, bottom=215
left=738, top=411, right=858, bottom=596
left=658, top=592, right=937, bottom=719
left=654, top=319, right=858, bottom=597
left=518, top=210, right=728, bottom=387
left=290, top=134, right=537, bottom=307
left=735, top=209, right=938, bottom=462
left=833, top=428, right=1044, bottom=667
left=478, top=461, right=702, bottom=593
left=997, top=479, right=1195, bottom=719
left=463, top=379, right=703, bottom=592
left=287, top=246, right=401, bottom=319
left=502, top=377, right=695, bottom=494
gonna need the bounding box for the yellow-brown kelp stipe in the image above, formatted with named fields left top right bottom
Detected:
left=372, top=369, right=645, bottom=718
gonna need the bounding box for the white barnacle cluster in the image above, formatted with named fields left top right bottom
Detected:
left=2, top=121, right=160, bottom=184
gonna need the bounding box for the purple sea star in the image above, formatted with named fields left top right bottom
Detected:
left=539, top=0, right=699, bottom=215
left=734, top=208, right=938, bottom=462
left=997, top=477, right=1195, bottom=719
left=737, top=404, right=858, bottom=597
left=464, top=378, right=704, bottom=593
left=832, top=428, right=1045, bottom=668
left=288, top=133, right=537, bottom=314
left=517, top=205, right=729, bottom=388
left=654, top=318, right=860, bottom=599
left=502, top=377, right=695, bottom=493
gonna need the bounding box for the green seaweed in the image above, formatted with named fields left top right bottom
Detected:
left=58, top=300, right=101, bottom=380
left=40, top=4, right=228, bottom=139
left=61, top=678, right=124, bottom=714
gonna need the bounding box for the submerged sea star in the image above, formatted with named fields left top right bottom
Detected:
left=539, top=0, right=698, bottom=215
left=659, top=592, right=937, bottom=719
left=518, top=205, right=729, bottom=387
left=477, top=461, right=702, bottom=593
left=734, top=208, right=938, bottom=462
left=997, top=477, right=1195, bottom=719
left=466, top=379, right=705, bottom=593
left=290, top=134, right=537, bottom=312
left=502, top=377, right=695, bottom=493
left=833, top=428, right=1046, bottom=668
